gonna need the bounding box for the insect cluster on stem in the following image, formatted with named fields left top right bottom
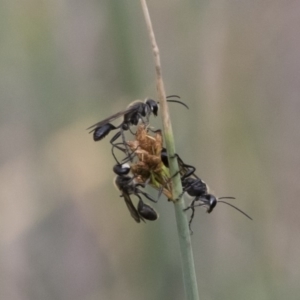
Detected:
left=87, top=95, right=251, bottom=232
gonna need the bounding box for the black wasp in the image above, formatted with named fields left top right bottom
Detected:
left=183, top=193, right=252, bottom=233
left=161, top=148, right=252, bottom=233
left=87, top=95, right=188, bottom=152
left=113, top=163, right=158, bottom=223
left=160, top=147, right=207, bottom=198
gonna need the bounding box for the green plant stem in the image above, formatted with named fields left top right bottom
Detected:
left=140, top=1, right=200, bottom=299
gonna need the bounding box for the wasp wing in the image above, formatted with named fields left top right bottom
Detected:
left=121, top=191, right=145, bottom=223
left=87, top=101, right=143, bottom=131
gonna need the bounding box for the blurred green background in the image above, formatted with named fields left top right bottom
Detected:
left=1, top=0, right=300, bottom=299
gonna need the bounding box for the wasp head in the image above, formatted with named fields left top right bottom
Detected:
left=201, top=194, right=217, bottom=213
left=145, top=98, right=159, bottom=116
left=113, top=163, right=131, bottom=176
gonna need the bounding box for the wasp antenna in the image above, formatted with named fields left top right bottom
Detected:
left=166, top=99, right=189, bottom=109
left=218, top=201, right=252, bottom=220
left=166, top=94, right=180, bottom=99
left=218, top=196, right=236, bottom=200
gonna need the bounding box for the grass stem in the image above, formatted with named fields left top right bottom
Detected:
left=140, top=1, right=200, bottom=299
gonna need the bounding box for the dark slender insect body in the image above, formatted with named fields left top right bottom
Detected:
left=87, top=96, right=188, bottom=154
left=160, top=148, right=252, bottom=232
left=160, top=148, right=205, bottom=198
left=113, top=163, right=158, bottom=223
left=93, top=123, right=118, bottom=142
left=183, top=185, right=252, bottom=234
left=181, top=177, right=207, bottom=198
left=137, top=199, right=158, bottom=221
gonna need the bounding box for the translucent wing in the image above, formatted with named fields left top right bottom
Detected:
left=122, top=192, right=145, bottom=223
left=87, top=101, right=143, bottom=131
